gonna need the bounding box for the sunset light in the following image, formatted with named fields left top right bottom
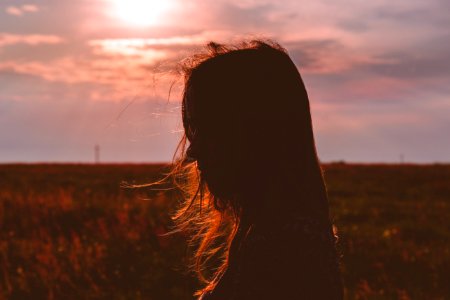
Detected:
left=111, top=0, right=172, bottom=26
left=0, top=0, right=448, bottom=163
left=1, top=0, right=449, bottom=299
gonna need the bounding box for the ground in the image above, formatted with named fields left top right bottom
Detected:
left=0, top=163, right=449, bottom=299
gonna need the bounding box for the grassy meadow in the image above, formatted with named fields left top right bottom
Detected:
left=0, top=163, right=449, bottom=299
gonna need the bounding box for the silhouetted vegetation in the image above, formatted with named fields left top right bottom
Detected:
left=0, top=163, right=449, bottom=299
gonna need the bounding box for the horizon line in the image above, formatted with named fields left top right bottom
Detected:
left=1, top=160, right=449, bottom=166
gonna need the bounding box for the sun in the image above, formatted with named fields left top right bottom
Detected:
left=111, top=0, right=172, bottom=27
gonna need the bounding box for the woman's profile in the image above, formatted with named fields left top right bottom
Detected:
left=169, top=40, right=343, bottom=299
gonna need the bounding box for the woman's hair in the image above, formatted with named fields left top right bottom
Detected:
left=170, top=39, right=329, bottom=295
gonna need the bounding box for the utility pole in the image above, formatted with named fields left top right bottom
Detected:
left=95, top=144, right=100, bottom=164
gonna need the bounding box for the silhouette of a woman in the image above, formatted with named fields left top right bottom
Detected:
left=172, top=40, right=343, bottom=299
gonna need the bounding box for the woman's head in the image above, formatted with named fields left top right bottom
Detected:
left=172, top=40, right=327, bottom=294
left=180, top=40, right=322, bottom=211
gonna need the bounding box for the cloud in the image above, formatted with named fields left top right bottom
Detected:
left=1, top=0, right=449, bottom=162
left=22, top=4, right=39, bottom=12
left=0, top=57, right=133, bottom=85
left=0, top=33, right=64, bottom=47
left=214, top=2, right=276, bottom=29
left=286, top=39, right=349, bottom=73
left=3, top=29, right=441, bottom=106
left=5, top=6, right=22, bottom=16
left=87, top=30, right=241, bottom=60
left=5, top=4, right=39, bottom=16
left=0, top=55, right=173, bottom=102
left=366, top=50, right=450, bottom=80
left=90, top=37, right=195, bottom=48
left=0, top=31, right=248, bottom=94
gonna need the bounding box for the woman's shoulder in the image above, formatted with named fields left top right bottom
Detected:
left=200, top=215, right=343, bottom=300
left=233, top=216, right=343, bottom=299
left=238, top=214, right=341, bottom=280
left=245, top=215, right=337, bottom=248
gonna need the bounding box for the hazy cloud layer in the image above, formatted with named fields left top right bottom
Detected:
left=5, top=4, right=39, bottom=16
left=0, top=0, right=449, bottom=162
left=0, top=33, right=63, bottom=46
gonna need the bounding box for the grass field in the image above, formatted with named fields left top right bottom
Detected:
left=0, top=163, right=449, bottom=299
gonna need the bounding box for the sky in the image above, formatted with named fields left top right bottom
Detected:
left=0, top=0, right=449, bottom=163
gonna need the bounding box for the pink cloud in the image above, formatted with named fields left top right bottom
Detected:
left=5, top=4, right=39, bottom=16
left=5, top=6, right=23, bottom=16
left=0, top=33, right=64, bottom=47
left=22, top=5, right=39, bottom=12
left=87, top=31, right=239, bottom=52
left=0, top=54, right=175, bottom=102
left=0, top=59, right=118, bottom=84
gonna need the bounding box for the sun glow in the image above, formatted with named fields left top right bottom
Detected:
left=111, top=0, right=172, bottom=27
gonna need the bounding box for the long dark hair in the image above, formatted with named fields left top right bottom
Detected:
left=170, top=39, right=330, bottom=296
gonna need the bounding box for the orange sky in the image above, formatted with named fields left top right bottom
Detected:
left=1, top=0, right=449, bottom=162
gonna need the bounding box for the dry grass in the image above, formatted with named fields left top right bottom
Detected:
left=0, top=163, right=449, bottom=299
